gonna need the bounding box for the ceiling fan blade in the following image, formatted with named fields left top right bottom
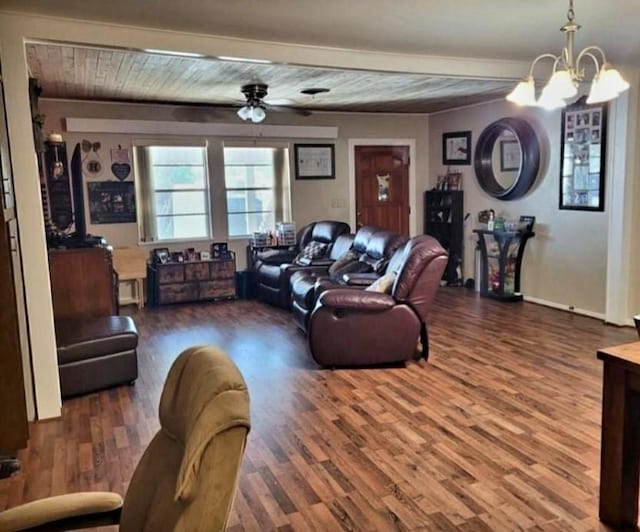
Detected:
left=266, top=104, right=312, bottom=116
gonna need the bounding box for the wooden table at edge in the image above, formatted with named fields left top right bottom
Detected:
left=597, top=341, right=640, bottom=529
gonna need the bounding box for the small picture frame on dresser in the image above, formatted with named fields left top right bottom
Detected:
left=152, top=247, right=170, bottom=264
left=201, top=251, right=211, bottom=261
left=211, top=242, right=228, bottom=259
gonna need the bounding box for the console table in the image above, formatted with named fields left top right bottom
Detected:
left=473, top=229, right=534, bottom=302
left=597, top=342, right=640, bottom=528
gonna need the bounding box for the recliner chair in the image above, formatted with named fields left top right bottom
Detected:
left=255, top=220, right=350, bottom=308
left=308, top=235, right=447, bottom=366
left=0, top=346, right=250, bottom=532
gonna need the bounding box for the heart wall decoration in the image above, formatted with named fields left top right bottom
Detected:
left=111, top=162, right=131, bottom=181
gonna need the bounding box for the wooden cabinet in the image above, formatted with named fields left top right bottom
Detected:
left=49, top=247, right=118, bottom=320
left=149, top=255, right=237, bottom=305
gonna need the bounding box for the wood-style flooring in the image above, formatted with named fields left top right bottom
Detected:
left=0, top=288, right=637, bottom=531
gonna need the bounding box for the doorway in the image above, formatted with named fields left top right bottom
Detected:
left=354, top=145, right=410, bottom=235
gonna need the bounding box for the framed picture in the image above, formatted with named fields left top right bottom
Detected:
left=442, top=131, right=471, bottom=165
left=211, top=242, right=229, bottom=259
left=152, top=247, right=170, bottom=264
left=200, top=251, right=211, bottom=261
left=294, top=144, right=335, bottom=179
left=559, top=97, right=607, bottom=211
left=500, top=140, right=521, bottom=171
left=172, top=251, right=185, bottom=263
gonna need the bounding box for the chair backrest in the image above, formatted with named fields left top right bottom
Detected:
left=352, top=226, right=377, bottom=254
left=359, top=231, right=408, bottom=273
left=329, top=233, right=355, bottom=260
left=635, top=315, right=640, bottom=339
left=296, top=223, right=316, bottom=252
left=309, top=220, right=351, bottom=245
left=120, top=346, right=250, bottom=532
left=392, top=235, right=448, bottom=320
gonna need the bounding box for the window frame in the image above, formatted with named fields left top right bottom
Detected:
left=223, top=146, right=281, bottom=238
left=136, top=142, right=213, bottom=244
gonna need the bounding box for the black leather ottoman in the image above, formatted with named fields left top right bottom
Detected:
left=56, top=316, right=139, bottom=398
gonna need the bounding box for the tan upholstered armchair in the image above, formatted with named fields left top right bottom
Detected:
left=0, top=346, right=251, bottom=532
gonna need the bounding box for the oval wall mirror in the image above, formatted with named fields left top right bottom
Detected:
left=473, top=117, right=540, bottom=200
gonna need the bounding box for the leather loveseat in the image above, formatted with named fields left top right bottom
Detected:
left=307, top=235, right=447, bottom=366
left=255, top=220, right=350, bottom=308
left=290, top=227, right=407, bottom=332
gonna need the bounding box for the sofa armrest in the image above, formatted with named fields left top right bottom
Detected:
left=342, top=272, right=380, bottom=286
left=318, top=289, right=395, bottom=311
left=0, top=492, right=123, bottom=532
left=256, top=249, right=298, bottom=265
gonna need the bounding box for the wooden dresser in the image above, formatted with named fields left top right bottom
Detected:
left=49, top=247, right=117, bottom=320
left=148, top=255, right=236, bottom=305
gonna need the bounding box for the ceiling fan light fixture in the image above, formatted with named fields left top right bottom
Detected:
left=237, top=105, right=252, bottom=121
left=507, top=0, right=629, bottom=109
left=250, top=106, right=266, bottom=123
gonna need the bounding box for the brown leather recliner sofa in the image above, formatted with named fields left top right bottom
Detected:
left=307, top=235, right=447, bottom=367
left=290, top=227, right=407, bottom=332
left=255, top=220, right=350, bottom=308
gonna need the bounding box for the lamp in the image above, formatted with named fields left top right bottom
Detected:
left=237, top=104, right=266, bottom=123
left=507, top=0, right=629, bottom=109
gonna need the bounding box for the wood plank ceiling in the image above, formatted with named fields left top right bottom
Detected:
left=26, top=43, right=515, bottom=113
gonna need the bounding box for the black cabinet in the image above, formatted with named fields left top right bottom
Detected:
left=424, top=190, right=463, bottom=285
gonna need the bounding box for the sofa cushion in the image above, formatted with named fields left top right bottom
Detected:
left=56, top=316, right=138, bottom=365
left=365, top=272, right=397, bottom=294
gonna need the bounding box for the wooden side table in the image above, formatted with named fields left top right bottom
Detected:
left=597, top=342, right=640, bottom=528
left=112, top=247, right=148, bottom=309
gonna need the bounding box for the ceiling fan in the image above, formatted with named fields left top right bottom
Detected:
left=236, top=83, right=311, bottom=123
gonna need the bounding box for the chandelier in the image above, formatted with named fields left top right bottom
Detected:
left=507, top=0, right=629, bottom=110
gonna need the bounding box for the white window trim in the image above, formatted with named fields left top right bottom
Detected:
left=134, top=142, right=213, bottom=244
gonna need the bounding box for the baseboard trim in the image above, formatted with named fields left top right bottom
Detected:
left=523, top=296, right=606, bottom=321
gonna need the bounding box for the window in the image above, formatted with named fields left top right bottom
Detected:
left=138, top=146, right=210, bottom=242
left=224, top=147, right=289, bottom=237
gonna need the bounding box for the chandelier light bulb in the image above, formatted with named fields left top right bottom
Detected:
left=545, top=70, right=578, bottom=99
left=506, top=77, right=536, bottom=106
left=599, top=65, right=630, bottom=94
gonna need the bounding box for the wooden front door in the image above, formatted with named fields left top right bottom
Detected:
left=355, top=145, right=410, bottom=235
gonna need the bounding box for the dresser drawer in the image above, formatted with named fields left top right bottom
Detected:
left=199, top=279, right=236, bottom=299
left=210, top=259, right=235, bottom=279
left=158, top=264, right=184, bottom=284
left=158, top=282, right=198, bottom=304
left=184, top=262, right=210, bottom=281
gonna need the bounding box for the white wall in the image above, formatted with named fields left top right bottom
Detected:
left=40, top=99, right=430, bottom=273
left=429, top=99, right=609, bottom=315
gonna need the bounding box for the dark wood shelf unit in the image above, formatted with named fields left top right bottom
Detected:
left=424, top=190, right=463, bottom=285
left=148, top=253, right=237, bottom=305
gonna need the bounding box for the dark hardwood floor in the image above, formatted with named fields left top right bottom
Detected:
left=0, top=288, right=636, bottom=530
